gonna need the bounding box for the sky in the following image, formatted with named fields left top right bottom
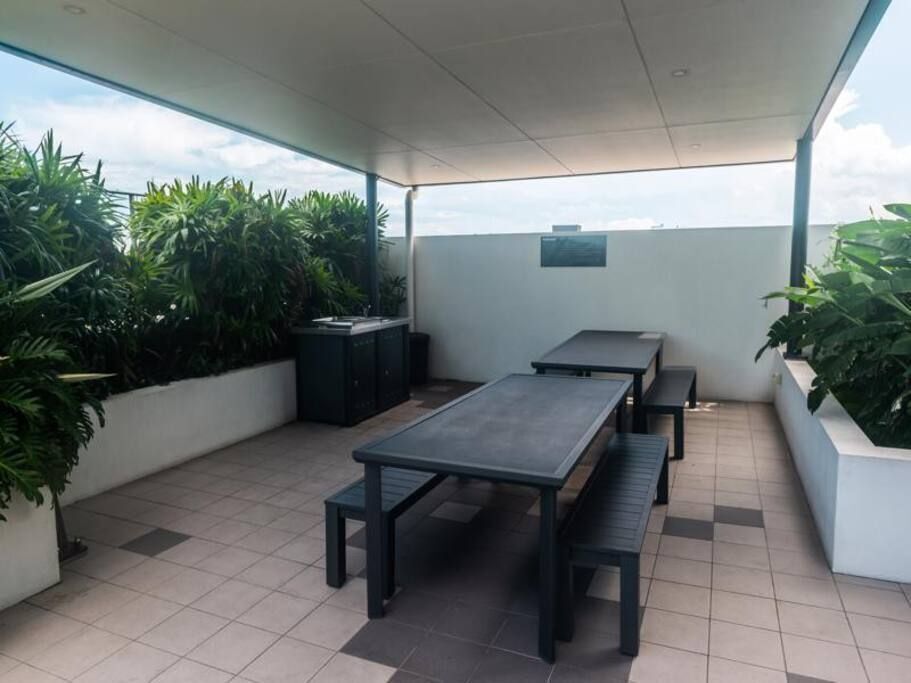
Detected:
left=1, top=2, right=910, bottom=237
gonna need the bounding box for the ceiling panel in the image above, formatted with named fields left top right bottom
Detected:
left=670, top=115, right=806, bottom=167
left=0, top=0, right=246, bottom=98
left=437, top=22, right=663, bottom=139
left=365, top=151, right=476, bottom=186
left=379, top=116, right=528, bottom=152
left=631, top=0, right=868, bottom=125
left=364, top=0, right=625, bottom=51
left=539, top=129, right=678, bottom=175
left=429, top=141, right=569, bottom=181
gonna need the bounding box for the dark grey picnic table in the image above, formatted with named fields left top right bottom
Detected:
left=353, top=373, right=631, bottom=662
left=531, top=330, right=665, bottom=432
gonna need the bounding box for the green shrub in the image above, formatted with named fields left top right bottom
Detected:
left=758, top=204, right=911, bottom=448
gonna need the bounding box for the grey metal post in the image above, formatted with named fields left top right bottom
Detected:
left=787, top=134, right=813, bottom=356
left=365, top=173, right=379, bottom=314
left=405, top=187, right=417, bottom=327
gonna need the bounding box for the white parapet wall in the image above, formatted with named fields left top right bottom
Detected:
left=385, top=224, right=834, bottom=402
left=774, top=351, right=911, bottom=582
left=62, top=359, right=296, bottom=505
left=0, top=491, right=59, bottom=611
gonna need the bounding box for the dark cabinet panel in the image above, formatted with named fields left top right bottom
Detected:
left=350, top=333, right=377, bottom=422
left=377, top=326, right=407, bottom=410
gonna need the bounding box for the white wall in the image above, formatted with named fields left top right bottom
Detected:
left=0, top=491, right=58, bottom=611
left=387, top=225, right=834, bottom=401
left=63, top=360, right=296, bottom=504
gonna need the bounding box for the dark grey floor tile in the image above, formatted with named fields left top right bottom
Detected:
left=714, top=505, right=764, bottom=527
left=554, top=627, right=633, bottom=679
left=469, top=649, right=551, bottom=682
left=386, top=589, right=451, bottom=630
left=119, top=528, right=190, bottom=556
left=434, top=601, right=508, bottom=645
left=550, top=663, right=628, bottom=682
left=662, top=516, right=715, bottom=540
left=402, top=632, right=486, bottom=683
left=492, top=614, right=538, bottom=658
left=390, top=672, right=435, bottom=683
left=787, top=675, right=834, bottom=683
left=342, top=619, right=427, bottom=668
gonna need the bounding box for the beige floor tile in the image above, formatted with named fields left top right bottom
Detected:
left=0, top=664, right=67, bottom=682
left=835, top=573, right=902, bottom=592
left=233, top=528, right=298, bottom=555
left=671, top=488, right=715, bottom=505
left=0, top=606, right=84, bottom=661
left=194, top=547, right=265, bottom=577
left=278, top=566, right=337, bottom=602
left=188, top=622, right=278, bottom=674
left=151, top=659, right=232, bottom=683
left=646, top=580, right=710, bottom=618
left=586, top=569, right=649, bottom=605
left=772, top=574, right=843, bottom=610
left=273, top=535, right=326, bottom=564
left=708, top=657, right=786, bottom=683
left=712, top=565, right=774, bottom=598
left=777, top=601, right=854, bottom=645
left=27, top=572, right=98, bottom=612
left=667, top=501, right=715, bottom=521
left=241, top=637, right=333, bottom=683
left=73, top=641, right=176, bottom=683
left=156, top=539, right=226, bottom=567
left=108, top=558, right=184, bottom=592
left=197, top=519, right=261, bottom=545
left=781, top=633, right=866, bottom=683
left=147, top=568, right=225, bottom=605
left=65, top=548, right=147, bottom=582
left=629, top=642, right=707, bottom=683
left=715, top=491, right=762, bottom=510
left=0, top=655, right=15, bottom=677
left=860, top=648, right=911, bottom=683
left=711, top=591, right=778, bottom=630
left=192, top=579, right=271, bottom=620
left=674, top=474, right=714, bottom=491
left=769, top=548, right=831, bottom=580
left=94, top=595, right=181, bottom=639
left=765, top=528, right=819, bottom=554
left=849, top=612, right=911, bottom=657
left=762, top=511, right=813, bottom=533
left=652, top=556, right=712, bottom=588
left=27, top=626, right=128, bottom=679
left=838, top=582, right=911, bottom=622
left=310, top=653, right=395, bottom=683
left=287, top=604, right=367, bottom=650
left=52, top=582, right=141, bottom=623
left=236, top=557, right=305, bottom=589
left=713, top=541, right=770, bottom=571
left=710, top=621, right=783, bottom=670
left=657, top=536, right=712, bottom=563
left=714, top=523, right=766, bottom=548
left=325, top=578, right=367, bottom=614
left=715, top=477, right=759, bottom=495
left=641, top=608, right=709, bottom=654
left=237, top=592, right=318, bottom=634
left=138, top=608, right=228, bottom=656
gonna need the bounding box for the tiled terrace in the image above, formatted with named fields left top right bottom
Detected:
left=1, top=386, right=910, bottom=683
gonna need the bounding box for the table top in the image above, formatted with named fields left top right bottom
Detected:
left=531, top=330, right=665, bottom=375
left=353, top=374, right=630, bottom=488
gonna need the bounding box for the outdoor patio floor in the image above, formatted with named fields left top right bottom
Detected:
left=1, top=384, right=911, bottom=683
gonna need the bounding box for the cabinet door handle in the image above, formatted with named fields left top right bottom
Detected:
left=384, top=370, right=390, bottom=376
left=353, top=380, right=359, bottom=387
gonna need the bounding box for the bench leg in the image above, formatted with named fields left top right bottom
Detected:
left=556, top=547, right=575, bottom=642
left=616, top=398, right=626, bottom=433
left=657, top=450, right=669, bottom=506
left=674, top=409, right=684, bottom=461
left=689, top=376, right=697, bottom=409
left=620, top=555, right=640, bottom=656
left=325, top=504, right=346, bottom=588
left=383, top=517, right=396, bottom=599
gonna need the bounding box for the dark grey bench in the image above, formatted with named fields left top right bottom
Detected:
left=643, top=366, right=696, bottom=460
left=325, top=468, right=444, bottom=597
left=558, top=433, right=669, bottom=656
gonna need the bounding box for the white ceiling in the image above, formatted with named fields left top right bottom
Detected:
left=0, top=0, right=870, bottom=186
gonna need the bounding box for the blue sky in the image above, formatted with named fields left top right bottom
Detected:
left=1, top=3, right=909, bottom=237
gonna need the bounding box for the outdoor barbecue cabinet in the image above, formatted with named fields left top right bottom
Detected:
left=293, top=317, right=410, bottom=426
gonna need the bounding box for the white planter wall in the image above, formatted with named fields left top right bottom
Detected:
left=774, top=351, right=911, bottom=581
left=62, top=359, right=296, bottom=505
left=386, top=224, right=834, bottom=402
left=0, top=492, right=59, bottom=611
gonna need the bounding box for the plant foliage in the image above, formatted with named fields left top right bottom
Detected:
left=757, top=205, right=911, bottom=447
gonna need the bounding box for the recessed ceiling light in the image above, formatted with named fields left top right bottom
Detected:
left=671, top=68, right=689, bottom=78
left=63, top=4, right=86, bottom=14
left=689, top=143, right=702, bottom=150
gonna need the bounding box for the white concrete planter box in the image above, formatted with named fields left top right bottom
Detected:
left=62, top=359, right=296, bottom=505
left=0, top=491, right=59, bottom=611
left=773, top=350, right=911, bottom=582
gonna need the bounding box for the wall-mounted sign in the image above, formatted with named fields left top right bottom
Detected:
left=540, top=234, right=606, bottom=268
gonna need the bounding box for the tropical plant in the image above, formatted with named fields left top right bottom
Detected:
left=757, top=204, right=911, bottom=447
left=0, top=263, right=110, bottom=520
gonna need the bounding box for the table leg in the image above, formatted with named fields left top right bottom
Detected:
left=633, top=374, right=645, bottom=433
left=538, top=488, right=557, bottom=662
left=365, top=462, right=384, bottom=618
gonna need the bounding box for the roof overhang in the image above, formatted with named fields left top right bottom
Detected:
left=0, top=0, right=890, bottom=187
